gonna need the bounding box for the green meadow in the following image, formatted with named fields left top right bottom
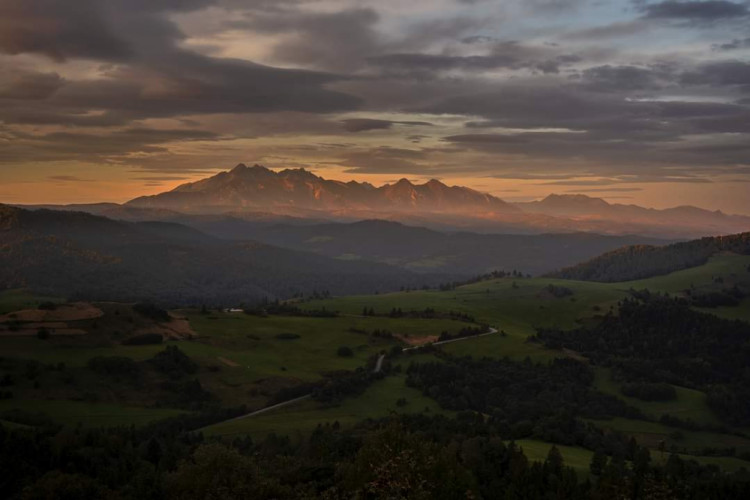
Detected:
left=1, top=254, right=749, bottom=474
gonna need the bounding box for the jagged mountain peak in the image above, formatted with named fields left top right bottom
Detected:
left=541, top=193, right=610, bottom=205
left=126, top=163, right=518, bottom=215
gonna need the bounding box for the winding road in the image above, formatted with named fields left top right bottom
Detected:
left=402, top=327, right=498, bottom=352
left=208, top=327, right=498, bottom=426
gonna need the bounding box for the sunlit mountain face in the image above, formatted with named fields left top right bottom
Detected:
left=1, top=0, right=749, bottom=213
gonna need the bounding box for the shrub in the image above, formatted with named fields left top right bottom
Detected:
left=132, top=302, right=170, bottom=322
left=337, top=346, right=354, bottom=357
left=121, top=333, right=163, bottom=345
left=274, top=333, right=300, bottom=340
left=150, top=346, right=198, bottom=376
left=37, top=301, right=57, bottom=311
left=621, top=382, right=677, bottom=402
left=36, top=327, right=50, bottom=340
left=88, top=356, right=140, bottom=378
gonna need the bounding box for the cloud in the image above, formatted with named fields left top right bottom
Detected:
left=0, top=0, right=361, bottom=126
left=0, top=127, right=221, bottom=163
left=579, top=65, right=669, bottom=92
left=0, top=0, right=749, bottom=193
left=341, top=118, right=434, bottom=132
left=714, top=37, right=750, bottom=50
left=562, top=20, right=652, bottom=40
left=640, top=1, right=749, bottom=21
left=565, top=187, right=643, bottom=192
left=48, top=175, right=93, bottom=182
left=0, top=71, right=65, bottom=100
left=369, top=42, right=580, bottom=76
left=0, top=0, right=132, bottom=61
left=680, top=60, right=750, bottom=88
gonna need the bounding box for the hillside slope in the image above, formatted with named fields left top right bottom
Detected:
left=244, top=220, right=670, bottom=276
left=550, top=232, right=750, bottom=282
left=0, top=205, right=440, bottom=304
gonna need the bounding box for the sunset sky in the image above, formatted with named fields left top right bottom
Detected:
left=1, top=0, right=749, bottom=213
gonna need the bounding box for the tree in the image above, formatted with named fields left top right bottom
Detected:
left=590, top=449, right=608, bottom=476
left=164, top=444, right=288, bottom=500
left=545, top=445, right=564, bottom=476
left=337, top=346, right=354, bottom=357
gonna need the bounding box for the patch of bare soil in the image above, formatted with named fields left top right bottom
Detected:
left=0, top=302, right=103, bottom=322
left=394, top=333, right=439, bottom=346
left=0, top=328, right=88, bottom=337
left=217, top=356, right=240, bottom=367
left=563, top=348, right=588, bottom=362
left=132, top=315, right=196, bottom=340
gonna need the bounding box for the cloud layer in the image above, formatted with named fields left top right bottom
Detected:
left=1, top=0, right=750, bottom=209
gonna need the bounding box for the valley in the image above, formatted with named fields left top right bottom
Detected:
left=2, top=251, right=749, bottom=484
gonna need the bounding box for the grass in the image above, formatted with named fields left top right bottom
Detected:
left=588, top=417, right=750, bottom=457
left=2, top=254, right=748, bottom=438
left=515, top=439, right=594, bottom=477
left=181, top=311, right=479, bottom=381
left=0, top=311, right=480, bottom=408
left=0, top=289, right=63, bottom=314
left=516, top=436, right=750, bottom=478
left=0, top=399, right=185, bottom=427
left=652, top=452, right=750, bottom=473
left=703, top=296, right=750, bottom=322
left=593, top=368, right=720, bottom=426
left=625, top=254, right=750, bottom=294
left=440, top=328, right=562, bottom=362
left=204, top=373, right=447, bottom=438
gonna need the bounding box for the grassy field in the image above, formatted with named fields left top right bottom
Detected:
left=1, top=253, right=748, bottom=476
left=588, top=417, right=750, bottom=457
left=204, top=372, right=447, bottom=438
left=0, top=399, right=184, bottom=427
left=0, top=289, right=63, bottom=314
left=652, top=452, right=750, bottom=473
left=593, top=368, right=720, bottom=426
left=515, top=439, right=594, bottom=477
left=516, top=437, right=750, bottom=476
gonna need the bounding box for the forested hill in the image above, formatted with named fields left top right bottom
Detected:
left=0, top=205, right=441, bottom=304
left=549, top=232, right=750, bottom=282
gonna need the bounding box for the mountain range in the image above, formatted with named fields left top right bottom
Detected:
left=128, top=163, right=517, bottom=215
left=0, top=205, right=440, bottom=304
left=121, top=164, right=750, bottom=239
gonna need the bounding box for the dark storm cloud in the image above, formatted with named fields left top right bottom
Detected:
left=0, top=0, right=360, bottom=121
left=241, top=8, right=382, bottom=71
left=1, top=0, right=749, bottom=185
left=0, top=71, right=65, bottom=100
left=0, top=0, right=131, bottom=61
left=0, top=128, right=221, bottom=163
left=428, top=76, right=750, bottom=172
left=562, top=20, right=653, bottom=40
left=341, top=119, right=433, bottom=132
left=681, top=60, right=750, bottom=88
left=640, top=1, right=749, bottom=21
left=369, top=42, right=580, bottom=76
left=0, top=0, right=216, bottom=62
left=579, top=65, right=668, bottom=92
left=336, top=147, right=431, bottom=174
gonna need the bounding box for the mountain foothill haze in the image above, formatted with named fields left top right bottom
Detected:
left=125, top=164, right=750, bottom=238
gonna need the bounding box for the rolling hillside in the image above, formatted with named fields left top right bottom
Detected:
left=0, top=205, right=440, bottom=304
left=550, top=232, right=750, bottom=282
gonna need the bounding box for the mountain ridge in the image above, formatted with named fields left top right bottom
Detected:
left=549, top=231, right=750, bottom=282
left=19, top=164, right=750, bottom=238
left=127, top=163, right=519, bottom=215
left=0, top=204, right=442, bottom=304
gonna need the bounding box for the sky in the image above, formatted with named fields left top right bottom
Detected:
left=0, top=0, right=749, bottom=213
